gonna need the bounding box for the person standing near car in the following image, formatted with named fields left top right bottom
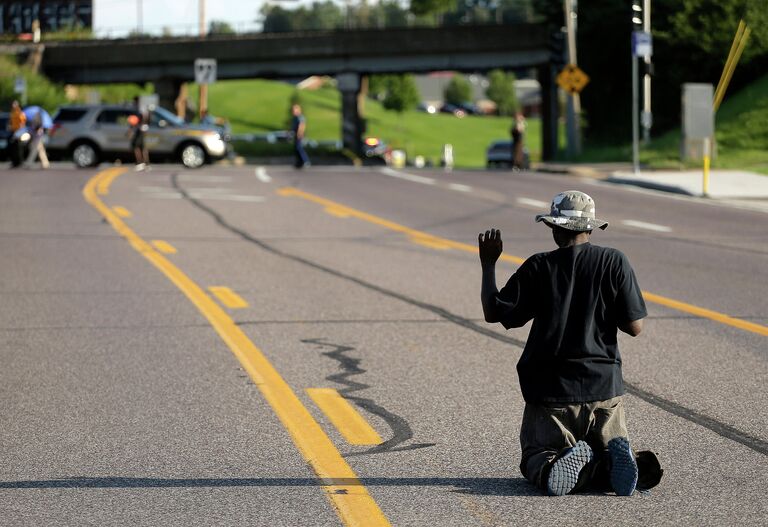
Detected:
left=24, top=111, right=50, bottom=169
left=510, top=111, right=526, bottom=169
left=8, top=100, right=26, bottom=167
left=129, top=104, right=150, bottom=171
left=291, top=104, right=310, bottom=169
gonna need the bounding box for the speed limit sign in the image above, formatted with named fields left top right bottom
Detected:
left=194, top=58, right=217, bottom=85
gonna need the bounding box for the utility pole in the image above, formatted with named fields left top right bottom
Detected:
left=563, top=0, right=581, bottom=157
left=631, top=0, right=642, bottom=175
left=137, top=0, right=143, bottom=34
left=199, top=0, right=207, bottom=118
left=642, top=0, right=652, bottom=144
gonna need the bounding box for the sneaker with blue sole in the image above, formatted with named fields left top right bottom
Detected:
left=547, top=440, right=594, bottom=496
left=608, top=437, right=638, bottom=496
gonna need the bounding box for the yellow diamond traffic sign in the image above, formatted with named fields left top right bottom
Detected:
left=556, top=64, right=590, bottom=94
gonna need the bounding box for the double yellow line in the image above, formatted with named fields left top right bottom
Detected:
left=279, top=186, right=768, bottom=338
left=83, top=168, right=390, bottom=527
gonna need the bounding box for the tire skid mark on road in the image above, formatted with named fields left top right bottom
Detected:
left=84, top=169, right=391, bottom=527
left=303, top=338, right=436, bottom=456
left=272, top=186, right=768, bottom=457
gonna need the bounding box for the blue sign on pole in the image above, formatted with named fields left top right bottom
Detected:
left=632, top=30, right=653, bottom=58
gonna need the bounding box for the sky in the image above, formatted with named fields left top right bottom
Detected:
left=93, top=0, right=279, bottom=37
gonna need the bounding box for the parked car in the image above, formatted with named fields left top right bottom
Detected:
left=485, top=140, right=530, bottom=169
left=439, top=103, right=466, bottom=118
left=48, top=104, right=228, bottom=168
left=362, top=137, right=387, bottom=158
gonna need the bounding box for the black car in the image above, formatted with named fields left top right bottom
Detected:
left=486, top=140, right=530, bottom=169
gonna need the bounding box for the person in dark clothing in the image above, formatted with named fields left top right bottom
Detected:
left=478, top=190, right=652, bottom=496
left=128, top=108, right=150, bottom=171
left=291, top=104, right=310, bottom=169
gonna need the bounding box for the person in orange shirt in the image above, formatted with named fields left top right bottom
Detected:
left=9, top=100, right=26, bottom=131
left=8, top=100, right=27, bottom=167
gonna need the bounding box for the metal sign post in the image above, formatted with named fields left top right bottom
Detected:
left=14, top=76, right=27, bottom=106
left=194, top=58, right=216, bottom=118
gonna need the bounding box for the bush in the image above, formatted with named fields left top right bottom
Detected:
left=444, top=73, right=472, bottom=106
left=486, top=69, right=518, bottom=116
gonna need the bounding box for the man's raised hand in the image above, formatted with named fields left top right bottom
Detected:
left=478, top=228, right=503, bottom=267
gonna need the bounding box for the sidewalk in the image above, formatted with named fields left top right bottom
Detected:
left=608, top=169, right=768, bottom=199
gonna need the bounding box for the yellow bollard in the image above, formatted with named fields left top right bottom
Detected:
left=702, top=137, right=711, bottom=197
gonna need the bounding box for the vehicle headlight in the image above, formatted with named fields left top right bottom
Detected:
left=20, top=132, right=31, bottom=142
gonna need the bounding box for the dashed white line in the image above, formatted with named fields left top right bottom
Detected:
left=620, top=219, right=672, bottom=232
left=176, top=175, right=233, bottom=183
left=448, top=183, right=472, bottom=192
left=255, top=167, right=273, bottom=183
left=516, top=197, right=550, bottom=208
left=380, top=167, right=436, bottom=185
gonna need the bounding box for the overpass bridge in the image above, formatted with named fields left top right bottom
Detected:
left=36, top=24, right=560, bottom=159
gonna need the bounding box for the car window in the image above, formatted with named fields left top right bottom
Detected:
left=0, top=117, right=9, bottom=129
left=151, top=107, right=185, bottom=127
left=96, top=109, right=135, bottom=125
left=53, top=109, right=88, bottom=123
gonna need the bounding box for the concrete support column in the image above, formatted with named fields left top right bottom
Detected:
left=336, top=72, right=365, bottom=157
left=539, top=64, right=559, bottom=161
left=154, top=78, right=183, bottom=112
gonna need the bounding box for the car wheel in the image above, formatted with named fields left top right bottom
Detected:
left=180, top=143, right=206, bottom=169
left=72, top=142, right=99, bottom=168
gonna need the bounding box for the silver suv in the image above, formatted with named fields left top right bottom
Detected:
left=49, top=105, right=227, bottom=169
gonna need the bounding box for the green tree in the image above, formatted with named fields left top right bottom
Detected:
left=486, top=69, right=518, bottom=115
left=409, top=0, right=454, bottom=17
left=444, top=73, right=472, bottom=105
left=381, top=74, right=421, bottom=112
left=260, top=5, right=294, bottom=32
left=209, top=20, right=236, bottom=35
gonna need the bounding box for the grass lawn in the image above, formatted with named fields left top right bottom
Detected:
left=578, top=74, right=768, bottom=175
left=197, top=79, right=539, bottom=168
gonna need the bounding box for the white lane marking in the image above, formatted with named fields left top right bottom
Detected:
left=448, top=183, right=472, bottom=192
left=176, top=175, right=233, bottom=183
left=255, top=167, right=272, bottom=183
left=517, top=197, right=550, bottom=208
left=380, top=167, right=436, bottom=185
left=621, top=219, right=672, bottom=232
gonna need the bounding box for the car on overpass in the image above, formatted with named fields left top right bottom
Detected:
left=48, top=105, right=228, bottom=169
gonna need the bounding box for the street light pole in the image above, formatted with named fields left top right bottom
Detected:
left=642, top=0, right=652, bottom=144
left=563, top=0, right=582, bottom=157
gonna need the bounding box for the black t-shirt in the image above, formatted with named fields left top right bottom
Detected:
left=495, top=243, right=647, bottom=404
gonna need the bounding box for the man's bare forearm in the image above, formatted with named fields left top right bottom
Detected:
left=481, top=263, right=500, bottom=322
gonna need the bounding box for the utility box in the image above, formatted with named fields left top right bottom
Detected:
left=681, top=83, right=715, bottom=161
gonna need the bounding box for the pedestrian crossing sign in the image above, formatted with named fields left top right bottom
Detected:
left=556, top=64, right=590, bottom=94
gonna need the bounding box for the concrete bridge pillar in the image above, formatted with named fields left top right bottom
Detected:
left=538, top=64, right=559, bottom=162
left=337, top=73, right=365, bottom=157
left=154, top=78, right=184, bottom=114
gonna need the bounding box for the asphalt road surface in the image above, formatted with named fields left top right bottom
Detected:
left=1, top=163, right=766, bottom=526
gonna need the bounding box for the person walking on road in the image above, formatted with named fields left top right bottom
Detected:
left=478, top=191, right=658, bottom=496
left=291, top=104, right=310, bottom=169
left=128, top=106, right=150, bottom=171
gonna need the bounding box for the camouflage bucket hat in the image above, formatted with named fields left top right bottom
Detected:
left=535, top=190, right=608, bottom=232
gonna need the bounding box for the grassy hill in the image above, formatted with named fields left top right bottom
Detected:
left=578, top=73, right=768, bottom=174
left=200, top=79, right=539, bottom=168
